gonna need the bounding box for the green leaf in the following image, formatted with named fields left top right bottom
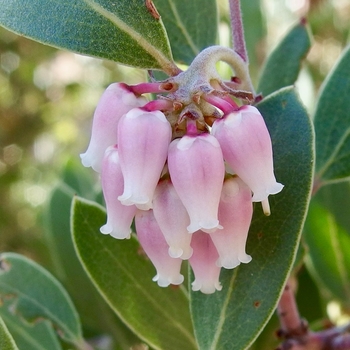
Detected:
left=314, top=45, right=350, bottom=184
left=313, top=181, right=350, bottom=232
left=45, top=180, right=143, bottom=348
left=153, top=0, right=218, bottom=65
left=304, top=201, right=350, bottom=307
left=0, top=316, right=19, bottom=350
left=257, top=20, right=311, bottom=96
left=0, top=301, right=61, bottom=350
left=0, top=253, right=84, bottom=348
left=190, top=87, right=314, bottom=350
left=0, top=0, right=176, bottom=73
left=295, top=266, right=325, bottom=324
left=45, top=183, right=111, bottom=330
left=61, top=157, right=97, bottom=201
left=248, top=313, right=279, bottom=350
left=71, top=197, right=197, bottom=350
left=240, top=0, right=266, bottom=83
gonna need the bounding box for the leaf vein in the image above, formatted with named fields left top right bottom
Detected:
left=209, top=269, right=238, bottom=350
left=167, top=1, right=199, bottom=57
left=79, top=208, right=196, bottom=346
left=317, top=127, right=350, bottom=180
left=327, top=214, right=350, bottom=299
left=82, top=0, right=174, bottom=72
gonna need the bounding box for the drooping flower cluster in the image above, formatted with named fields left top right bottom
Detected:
left=80, top=46, right=283, bottom=294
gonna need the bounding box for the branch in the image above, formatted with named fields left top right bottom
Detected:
left=276, top=278, right=350, bottom=350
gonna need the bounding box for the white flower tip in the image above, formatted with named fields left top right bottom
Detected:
left=110, top=231, right=131, bottom=240
left=153, top=274, right=170, bottom=287
left=169, top=246, right=193, bottom=260
left=80, top=152, right=101, bottom=172
left=100, top=224, right=112, bottom=235
left=168, top=247, right=184, bottom=259
left=191, top=280, right=222, bottom=294
left=200, top=220, right=223, bottom=234
left=181, top=247, right=194, bottom=260
left=217, top=257, right=240, bottom=269
left=136, top=202, right=153, bottom=211
left=80, top=152, right=91, bottom=167
left=187, top=220, right=222, bottom=234
left=118, top=194, right=152, bottom=210
left=252, top=182, right=284, bottom=203
left=270, top=182, right=284, bottom=195
left=153, top=273, right=184, bottom=287
left=239, top=254, right=252, bottom=264
left=100, top=224, right=131, bottom=239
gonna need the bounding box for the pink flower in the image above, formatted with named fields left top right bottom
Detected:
left=210, top=177, right=252, bottom=269
left=99, top=146, right=137, bottom=239
left=117, top=108, right=172, bottom=210
left=189, top=232, right=222, bottom=294
left=80, top=83, right=147, bottom=172
left=212, top=105, right=283, bottom=202
left=135, top=210, right=184, bottom=287
left=167, top=133, right=225, bottom=233
left=153, top=179, right=193, bottom=259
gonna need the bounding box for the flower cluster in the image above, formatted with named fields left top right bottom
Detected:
left=80, top=46, right=283, bottom=294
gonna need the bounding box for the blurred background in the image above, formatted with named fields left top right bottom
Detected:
left=0, top=0, right=349, bottom=347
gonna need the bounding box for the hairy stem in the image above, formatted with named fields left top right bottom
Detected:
left=228, top=0, right=248, bottom=63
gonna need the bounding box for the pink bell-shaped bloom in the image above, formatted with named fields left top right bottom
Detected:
left=212, top=105, right=283, bottom=202
left=80, top=83, right=147, bottom=172
left=153, top=179, right=193, bottom=259
left=100, top=145, right=137, bottom=239
left=117, top=108, right=172, bottom=210
left=167, top=133, right=225, bottom=233
left=189, top=232, right=222, bottom=294
left=210, top=177, right=252, bottom=269
left=135, top=209, right=184, bottom=287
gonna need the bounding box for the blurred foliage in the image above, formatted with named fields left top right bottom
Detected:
left=1, top=0, right=350, bottom=349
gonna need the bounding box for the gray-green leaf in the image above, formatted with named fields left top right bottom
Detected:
left=71, top=197, right=197, bottom=350
left=314, top=45, right=350, bottom=184
left=190, top=87, right=314, bottom=350
left=0, top=0, right=177, bottom=73
left=304, top=200, right=350, bottom=307
left=257, top=19, right=311, bottom=96
left=153, top=0, right=218, bottom=65
left=0, top=301, right=62, bottom=350
left=0, top=316, right=19, bottom=350
left=0, top=253, right=84, bottom=348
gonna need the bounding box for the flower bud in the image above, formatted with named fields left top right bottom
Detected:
left=80, top=83, right=147, bottom=172
left=189, top=232, right=222, bottom=294
left=210, top=177, right=252, bottom=269
left=212, top=105, right=283, bottom=202
left=100, top=146, right=137, bottom=239
left=167, top=134, right=225, bottom=233
left=135, top=210, right=184, bottom=287
left=117, top=108, right=172, bottom=210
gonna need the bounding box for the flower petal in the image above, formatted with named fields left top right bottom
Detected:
left=212, top=105, right=283, bottom=202
left=117, top=108, right=172, bottom=210
left=210, top=177, right=252, bottom=269
left=168, top=134, right=225, bottom=233
left=153, top=179, right=193, bottom=259
left=135, top=210, right=184, bottom=287
left=189, top=232, right=222, bottom=294
left=100, top=146, right=137, bottom=239
left=80, top=83, right=147, bottom=172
